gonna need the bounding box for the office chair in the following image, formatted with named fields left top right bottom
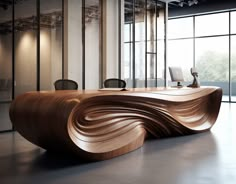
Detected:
left=54, top=79, right=78, bottom=90
left=104, top=78, right=126, bottom=88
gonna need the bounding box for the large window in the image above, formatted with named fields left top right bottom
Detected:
left=168, top=10, right=236, bottom=102
left=168, top=17, right=193, bottom=86
left=123, top=0, right=166, bottom=88
left=168, top=17, right=193, bottom=39
left=231, top=12, right=236, bottom=101
left=231, top=36, right=236, bottom=101
left=168, top=39, right=193, bottom=86
left=195, top=36, right=229, bottom=101
left=231, top=11, right=236, bottom=34
left=195, top=12, right=229, bottom=37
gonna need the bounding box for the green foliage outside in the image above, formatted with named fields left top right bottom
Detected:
left=195, top=51, right=236, bottom=82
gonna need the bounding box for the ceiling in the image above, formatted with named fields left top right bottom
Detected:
left=168, top=0, right=206, bottom=8
left=0, top=0, right=27, bottom=10
left=1, top=0, right=235, bottom=34
left=0, top=11, right=62, bottom=35
left=168, top=0, right=236, bottom=8
left=1, top=0, right=234, bottom=10
left=0, top=0, right=12, bottom=10
left=0, top=0, right=219, bottom=12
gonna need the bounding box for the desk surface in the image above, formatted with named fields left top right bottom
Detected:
left=10, top=87, right=222, bottom=161
left=35, top=86, right=219, bottom=101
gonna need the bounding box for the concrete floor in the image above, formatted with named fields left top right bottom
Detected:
left=0, top=103, right=236, bottom=184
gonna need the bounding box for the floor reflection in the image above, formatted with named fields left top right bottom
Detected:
left=1, top=103, right=236, bottom=184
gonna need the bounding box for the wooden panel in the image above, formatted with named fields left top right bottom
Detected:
left=9, top=87, right=222, bottom=160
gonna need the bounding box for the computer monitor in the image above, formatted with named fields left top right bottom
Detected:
left=169, top=66, right=184, bottom=87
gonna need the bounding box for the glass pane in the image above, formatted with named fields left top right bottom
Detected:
left=157, top=40, right=165, bottom=86
left=147, top=41, right=156, bottom=53
left=134, top=0, right=144, bottom=87
left=123, top=0, right=165, bottom=88
left=231, top=11, right=236, bottom=34
left=0, top=1, right=12, bottom=101
left=0, top=0, right=13, bottom=131
left=135, top=42, right=145, bottom=87
left=124, top=0, right=134, bottom=87
left=15, top=0, right=37, bottom=96
left=195, top=12, right=229, bottom=37
left=157, top=8, right=165, bottom=40
left=0, top=102, right=12, bottom=131
left=124, top=24, right=131, bottom=42
left=66, top=1, right=82, bottom=88
left=135, top=22, right=144, bottom=42
left=168, top=17, right=193, bottom=39
left=135, top=0, right=145, bottom=42
left=124, top=43, right=133, bottom=88
left=156, top=5, right=165, bottom=87
left=195, top=36, right=229, bottom=101
left=40, top=0, right=63, bottom=91
left=168, top=39, right=193, bottom=86
left=106, top=0, right=119, bottom=80
left=147, top=0, right=156, bottom=43
left=124, top=43, right=131, bottom=78
left=147, top=53, right=156, bottom=87
left=231, top=36, right=236, bottom=101
left=85, top=0, right=101, bottom=89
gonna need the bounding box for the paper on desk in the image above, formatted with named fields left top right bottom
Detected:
left=98, top=88, right=127, bottom=91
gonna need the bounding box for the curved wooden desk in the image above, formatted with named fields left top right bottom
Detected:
left=9, top=87, right=222, bottom=161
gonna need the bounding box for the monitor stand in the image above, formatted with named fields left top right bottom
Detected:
left=171, top=81, right=183, bottom=88
left=177, top=81, right=182, bottom=87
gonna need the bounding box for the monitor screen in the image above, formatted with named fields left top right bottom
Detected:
left=169, top=67, right=184, bottom=82
left=169, top=67, right=184, bottom=87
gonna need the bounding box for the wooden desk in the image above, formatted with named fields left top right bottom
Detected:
left=9, top=87, right=222, bottom=160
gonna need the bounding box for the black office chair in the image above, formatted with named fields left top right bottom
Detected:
left=54, top=79, right=78, bottom=90
left=104, top=78, right=126, bottom=88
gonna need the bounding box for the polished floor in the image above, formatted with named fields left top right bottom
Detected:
left=0, top=103, right=236, bottom=184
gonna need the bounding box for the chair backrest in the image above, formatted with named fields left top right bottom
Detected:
left=104, top=78, right=126, bottom=88
left=54, top=79, right=78, bottom=90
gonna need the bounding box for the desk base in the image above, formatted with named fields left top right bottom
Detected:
left=9, top=87, right=222, bottom=160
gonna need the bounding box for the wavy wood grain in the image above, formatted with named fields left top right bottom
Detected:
left=9, top=87, right=222, bottom=160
